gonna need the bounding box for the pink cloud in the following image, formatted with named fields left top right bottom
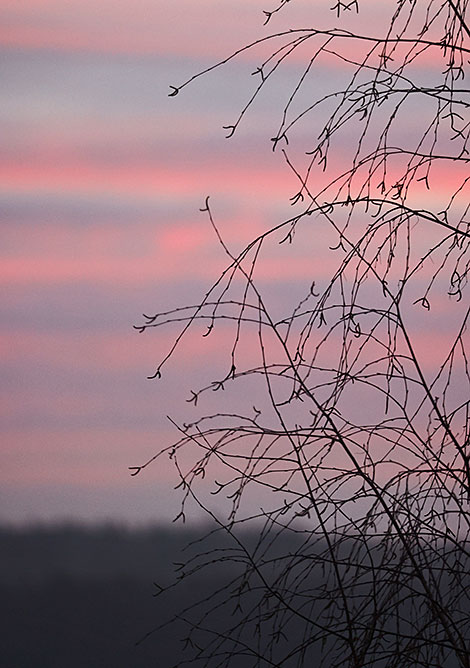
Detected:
left=1, top=426, right=178, bottom=485
left=0, top=254, right=222, bottom=285
left=0, top=0, right=452, bottom=70
left=0, top=327, right=232, bottom=373
left=0, top=0, right=279, bottom=60
left=1, top=141, right=463, bottom=215
left=0, top=155, right=295, bottom=202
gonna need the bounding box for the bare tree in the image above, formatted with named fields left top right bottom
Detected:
left=133, top=1, right=470, bottom=666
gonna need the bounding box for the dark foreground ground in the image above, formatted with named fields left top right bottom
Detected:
left=0, top=524, right=320, bottom=667
left=2, top=525, right=290, bottom=667
left=1, top=525, right=467, bottom=668
left=0, top=525, right=214, bottom=668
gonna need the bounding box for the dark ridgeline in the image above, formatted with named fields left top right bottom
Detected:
left=0, top=525, right=317, bottom=668
left=0, top=524, right=174, bottom=668
left=0, top=524, right=211, bottom=668
left=0, top=525, right=468, bottom=667
left=130, top=1, right=470, bottom=666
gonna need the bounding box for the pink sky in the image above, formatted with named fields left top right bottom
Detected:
left=1, top=0, right=467, bottom=525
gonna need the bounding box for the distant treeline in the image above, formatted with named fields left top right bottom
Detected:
left=0, top=525, right=466, bottom=667
left=0, top=523, right=210, bottom=583
left=0, top=524, right=274, bottom=668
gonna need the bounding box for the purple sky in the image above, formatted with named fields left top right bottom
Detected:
left=1, top=0, right=301, bottom=525
left=1, top=0, right=467, bottom=525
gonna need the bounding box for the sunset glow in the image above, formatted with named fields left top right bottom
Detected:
left=1, top=0, right=465, bottom=525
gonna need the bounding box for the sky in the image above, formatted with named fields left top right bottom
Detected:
left=0, top=0, right=302, bottom=525
left=1, top=0, right=467, bottom=525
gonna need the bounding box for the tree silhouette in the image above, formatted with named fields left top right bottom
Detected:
left=133, top=1, right=470, bottom=665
